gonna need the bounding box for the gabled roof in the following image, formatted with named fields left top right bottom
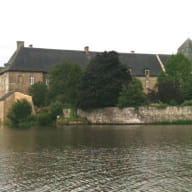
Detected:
left=1, top=47, right=170, bottom=76
left=178, top=38, right=192, bottom=50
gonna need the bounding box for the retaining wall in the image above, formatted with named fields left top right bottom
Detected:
left=63, top=106, right=192, bottom=124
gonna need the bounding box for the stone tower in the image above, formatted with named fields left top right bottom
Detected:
left=178, top=38, right=192, bottom=59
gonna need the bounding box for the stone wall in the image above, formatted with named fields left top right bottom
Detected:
left=63, top=106, right=192, bottom=124
left=0, top=71, right=45, bottom=98
left=0, top=92, right=35, bottom=122
left=137, top=76, right=157, bottom=93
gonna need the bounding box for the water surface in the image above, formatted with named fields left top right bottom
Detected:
left=0, top=125, right=192, bottom=191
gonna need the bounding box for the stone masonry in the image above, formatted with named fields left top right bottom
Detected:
left=63, top=106, right=192, bottom=124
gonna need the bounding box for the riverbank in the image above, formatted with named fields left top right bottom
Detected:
left=63, top=106, right=192, bottom=125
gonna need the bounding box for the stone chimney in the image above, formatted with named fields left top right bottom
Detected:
left=29, top=44, right=33, bottom=48
left=17, top=41, right=24, bottom=50
left=84, top=46, right=89, bottom=55
left=131, top=50, right=135, bottom=53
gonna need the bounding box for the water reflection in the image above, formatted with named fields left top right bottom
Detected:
left=0, top=125, right=192, bottom=191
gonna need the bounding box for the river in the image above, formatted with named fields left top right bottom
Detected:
left=0, top=125, right=192, bottom=191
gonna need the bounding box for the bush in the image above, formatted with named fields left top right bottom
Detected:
left=36, top=112, right=53, bottom=126
left=7, top=99, right=32, bottom=127
left=29, top=82, right=48, bottom=107
left=147, top=88, right=159, bottom=104
left=150, top=103, right=168, bottom=109
left=48, top=101, right=63, bottom=120
left=118, top=78, right=146, bottom=108
left=181, top=100, right=192, bottom=106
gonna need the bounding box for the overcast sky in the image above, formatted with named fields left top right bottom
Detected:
left=0, top=0, right=192, bottom=66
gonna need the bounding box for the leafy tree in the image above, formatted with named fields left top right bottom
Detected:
left=7, top=99, right=32, bottom=126
left=157, top=53, right=192, bottom=103
left=77, top=51, right=132, bottom=109
left=48, top=61, right=83, bottom=107
left=158, top=81, right=183, bottom=104
left=163, top=53, right=192, bottom=83
left=146, top=88, right=159, bottom=103
left=118, top=77, right=146, bottom=108
left=29, top=82, right=48, bottom=107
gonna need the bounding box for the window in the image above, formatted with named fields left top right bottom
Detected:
left=17, top=75, right=23, bottom=83
left=29, top=76, right=35, bottom=85
left=128, top=68, right=132, bottom=75
left=45, top=78, right=49, bottom=86
left=144, top=69, right=150, bottom=77
left=145, top=79, right=150, bottom=89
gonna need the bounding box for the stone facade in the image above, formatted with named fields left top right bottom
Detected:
left=137, top=76, right=157, bottom=92
left=0, top=92, right=35, bottom=122
left=0, top=71, right=45, bottom=97
left=63, top=106, right=192, bottom=124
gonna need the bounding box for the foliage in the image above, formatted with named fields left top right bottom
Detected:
left=36, top=112, right=53, bottom=126
left=7, top=99, right=32, bottom=127
left=149, top=103, right=168, bottom=109
left=29, top=82, right=48, bottom=107
left=181, top=100, right=192, bottom=106
left=163, top=53, right=192, bottom=83
left=48, top=61, right=82, bottom=107
left=146, top=88, right=159, bottom=103
left=48, top=101, right=63, bottom=120
left=158, top=81, right=183, bottom=104
left=77, top=51, right=132, bottom=109
left=157, top=53, right=192, bottom=104
left=28, top=101, right=63, bottom=126
left=118, top=77, right=146, bottom=108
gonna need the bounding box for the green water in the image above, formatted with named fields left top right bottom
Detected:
left=0, top=125, right=192, bottom=191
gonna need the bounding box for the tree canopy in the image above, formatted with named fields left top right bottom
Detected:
left=157, top=53, right=192, bottom=104
left=77, top=51, right=132, bottom=109
left=48, top=61, right=83, bottom=107
left=29, top=82, right=48, bottom=107
left=118, top=77, right=146, bottom=108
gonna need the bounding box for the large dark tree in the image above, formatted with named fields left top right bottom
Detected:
left=77, top=51, right=132, bottom=109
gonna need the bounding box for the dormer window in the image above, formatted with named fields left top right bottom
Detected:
left=29, top=76, right=35, bottom=85
left=127, top=68, right=132, bottom=75
left=144, top=69, right=150, bottom=77
left=45, top=78, right=49, bottom=86
left=145, top=79, right=150, bottom=88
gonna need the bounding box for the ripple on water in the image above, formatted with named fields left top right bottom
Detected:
left=0, top=144, right=192, bottom=191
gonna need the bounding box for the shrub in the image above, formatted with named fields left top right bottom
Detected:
left=7, top=99, right=32, bottom=126
left=150, top=103, right=168, bottom=109
left=118, top=78, right=146, bottom=108
left=48, top=101, right=63, bottom=120
left=36, top=112, right=53, bottom=126
left=181, top=100, right=192, bottom=106
left=29, top=82, right=48, bottom=107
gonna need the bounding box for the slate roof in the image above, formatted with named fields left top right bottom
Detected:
left=1, top=47, right=170, bottom=76
left=178, top=38, right=192, bottom=50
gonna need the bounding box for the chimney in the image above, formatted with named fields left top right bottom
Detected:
left=29, top=44, right=33, bottom=48
left=17, top=41, right=24, bottom=50
left=84, top=46, right=89, bottom=55
left=131, top=50, right=135, bottom=53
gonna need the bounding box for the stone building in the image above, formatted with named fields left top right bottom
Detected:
left=178, top=38, right=192, bottom=60
left=0, top=41, right=169, bottom=98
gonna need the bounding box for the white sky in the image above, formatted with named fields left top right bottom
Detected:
left=0, top=0, right=192, bottom=66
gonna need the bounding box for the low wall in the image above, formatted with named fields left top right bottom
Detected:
left=64, top=106, right=192, bottom=124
